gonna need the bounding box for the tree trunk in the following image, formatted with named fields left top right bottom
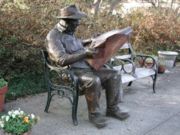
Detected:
left=91, top=0, right=102, bottom=15
left=171, top=0, right=175, bottom=9
left=109, top=0, right=122, bottom=14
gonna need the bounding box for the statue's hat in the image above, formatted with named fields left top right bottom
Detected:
left=56, top=5, right=86, bottom=20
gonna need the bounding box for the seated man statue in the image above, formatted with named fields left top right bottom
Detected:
left=45, top=4, right=129, bottom=128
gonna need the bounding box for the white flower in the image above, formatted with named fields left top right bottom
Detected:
left=20, top=110, right=24, bottom=115
left=1, top=116, right=5, bottom=120
left=8, top=111, right=13, bottom=116
left=14, top=110, right=20, bottom=115
left=0, top=120, right=4, bottom=128
left=5, top=116, right=10, bottom=122
left=31, top=114, right=35, bottom=119
left=12, top=114, right=16, bottom=118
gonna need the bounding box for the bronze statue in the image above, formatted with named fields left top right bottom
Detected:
left=46, top=4, right=129, bottom=128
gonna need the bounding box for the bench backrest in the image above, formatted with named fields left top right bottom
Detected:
left=115, top=41, right=136, bottom=60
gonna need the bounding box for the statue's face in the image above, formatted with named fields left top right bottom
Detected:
left=65, top=19, right=80, bottom=33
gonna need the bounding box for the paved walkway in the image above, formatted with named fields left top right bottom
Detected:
left=1, top=64, right=180, bottom=135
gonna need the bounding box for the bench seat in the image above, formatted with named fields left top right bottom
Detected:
left=113, top=65, right=156, bottom=83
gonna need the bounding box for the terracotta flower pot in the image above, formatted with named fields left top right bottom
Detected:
left=138, top=59, right=144, bottom=67
left=158, top=65, right=166, bottom=74
left=0, top=85, right=8, bottom=112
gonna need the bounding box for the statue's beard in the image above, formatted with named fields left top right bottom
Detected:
left=65, top=25, right=77, bottom=34
left=58, top=19, right=78, bottom=35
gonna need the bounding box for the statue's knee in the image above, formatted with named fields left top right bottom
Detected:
left=91, top=77, right=101, bottom=86
left=85, top=76, right=101, bottom=89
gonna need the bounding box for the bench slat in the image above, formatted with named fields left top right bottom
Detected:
left=113, top=66, right=155, bottom=83
left=115, top=54, right=132, bottom=60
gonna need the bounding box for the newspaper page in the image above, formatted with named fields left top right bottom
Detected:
left=86, top=27, right=132, bottom=70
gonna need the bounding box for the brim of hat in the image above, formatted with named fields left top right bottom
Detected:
left=56, top=12, right=87, bottom=19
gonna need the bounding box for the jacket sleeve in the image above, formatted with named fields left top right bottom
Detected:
left=46, top=31, right=87, bottom=67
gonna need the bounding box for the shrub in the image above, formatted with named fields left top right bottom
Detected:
left=0, top=108, right=39, bottom=135
left=0, top=78, right=7, bottom=88
left=123, top=7, right=180, bottom=54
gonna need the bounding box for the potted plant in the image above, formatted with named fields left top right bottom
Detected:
left=137, top=57, right=144, bottom=67
left=0, top=108, right=39, bottom=135
left=144, top=58, right=154, bottom=68
left=158, top=51, right=178, bottom=68
left=0, top=78, right=8, bottom=112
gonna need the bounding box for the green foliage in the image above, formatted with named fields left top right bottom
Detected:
left=6, top=72, right=45, bottom=101
left=0, top=109, right=38, bottom=135
left=0, top=78, right=7, bottom=88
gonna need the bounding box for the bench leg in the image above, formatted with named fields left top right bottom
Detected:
left=44, top=91, right=53, bottom=113
left=127, top=81, right=133, bottom=86
left=72, top=90, right=79, bottom=126
left=151, top=73, right=157, bottom=93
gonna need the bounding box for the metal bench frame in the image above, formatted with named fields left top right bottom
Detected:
left=111, top=39, right=158, bottom=101
left=41, top=50, right=79, bottom=125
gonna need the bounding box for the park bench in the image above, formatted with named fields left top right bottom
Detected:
left=111, top=36, right=158, bottom=101
left=41, top=50, right=80, bottom=126
left=41, top=27, right=158, bottom=124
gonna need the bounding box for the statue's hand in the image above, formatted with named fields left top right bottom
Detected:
left=85, top=48, right=97, bottom=58
left=82, top=38, right=92, bottom=46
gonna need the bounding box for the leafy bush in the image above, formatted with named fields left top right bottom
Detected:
left=0, top=108, right=39, bottom=135
left=0, top=78, right=7, bottom=88
left=123, top=7, right=180, bottom=54
left=6, top=72, right=45, bottom=101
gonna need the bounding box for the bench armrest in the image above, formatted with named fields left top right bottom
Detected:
left=134, top=54, right=158, bottom=70
left=45, top=62, right=78, bottom=88
left=121, top=59, right=136, bottom=74
left=111, top=57, right=136, bottom=75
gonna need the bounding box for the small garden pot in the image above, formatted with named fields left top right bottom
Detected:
left=0, top=85, right=8, bottom=112
left=158, top=65, right=166, bottom=74
left=158, top=51, right=178, bottom=68
left=138, top=59, right=144, bottom=67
